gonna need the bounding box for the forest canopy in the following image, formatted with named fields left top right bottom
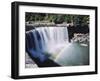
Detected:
left=26, top=12, right=89, bottom=26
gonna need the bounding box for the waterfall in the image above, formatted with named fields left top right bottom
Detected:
left=26, top=26, right=69, bottom=60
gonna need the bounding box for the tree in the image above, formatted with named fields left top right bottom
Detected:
left=25, top=13, right=89, bottom=26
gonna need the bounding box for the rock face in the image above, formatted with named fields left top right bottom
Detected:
left=67, top=25, right=89, bottom=41
left=25, top=53, right=38, bottom=68
left=71, top=33, right=89, bottom=44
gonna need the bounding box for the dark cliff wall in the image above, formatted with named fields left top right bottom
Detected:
left=67, top=25, right=89, bottom=41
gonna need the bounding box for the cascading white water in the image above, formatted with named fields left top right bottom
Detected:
left=26, top=26, right=89, bottom=66
left=35, top=26, right=69, bottom=57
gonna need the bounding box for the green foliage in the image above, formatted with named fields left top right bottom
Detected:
left=26, top=13, right=89, bottom=25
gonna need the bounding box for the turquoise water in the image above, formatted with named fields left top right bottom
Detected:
left=55, top=43, right=89, bottom=66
